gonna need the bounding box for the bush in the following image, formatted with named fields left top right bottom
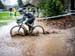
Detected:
left=38, top=0, right=65, bottom=17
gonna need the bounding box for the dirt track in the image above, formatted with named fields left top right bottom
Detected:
left=0, top=19, right=75, bottom=56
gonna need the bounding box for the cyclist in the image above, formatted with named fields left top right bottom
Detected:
left=18, top=8, right=35, bottom=31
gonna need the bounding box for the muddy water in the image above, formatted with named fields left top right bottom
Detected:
left=0, top=20, right=75, bottom=56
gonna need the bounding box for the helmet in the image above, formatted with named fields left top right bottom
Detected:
left=18, top=8, right=24, bottom=14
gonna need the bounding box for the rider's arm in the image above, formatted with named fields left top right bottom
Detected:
left=23, top=14, right=28, bottom=23
left=23, top=17, right=28, bottom=23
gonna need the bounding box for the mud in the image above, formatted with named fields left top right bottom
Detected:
left=0, top=20, right=75, bottom=56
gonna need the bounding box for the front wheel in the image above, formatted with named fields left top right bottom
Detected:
left=32, top=25, right=45, bottom=34
left=10, top=25, right=27, bottom=36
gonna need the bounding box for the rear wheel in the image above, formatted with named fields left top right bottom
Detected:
left=10, top=25, right=27, bottom=37
left=32, top=25, right=45, bottom=34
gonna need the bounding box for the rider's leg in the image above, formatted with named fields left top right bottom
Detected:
left=25, top=22, right=32, bottom=31
left=25, top=18, right=35, bottom=31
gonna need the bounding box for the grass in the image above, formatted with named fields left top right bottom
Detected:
left=0, top=11, right=9, bottom=16
left=0, top=22, right=7, bottom=26
left=0, top=11, right=21, bottom=26
left=0, top=11, right=14, bottom=20
left=0, top=11, right=21, bottom=20
left=0, top=16, right=15, bottom=20
left=0, top=11, right=17, bottom=26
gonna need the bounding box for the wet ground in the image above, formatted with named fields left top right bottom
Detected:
left=0, top=19, right=75, bottom=56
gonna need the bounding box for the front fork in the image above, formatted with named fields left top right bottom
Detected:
left=18, top=23, right=23, bottom=33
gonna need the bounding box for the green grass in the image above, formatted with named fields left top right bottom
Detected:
left=0, top=11, right=9, bottom=16
left=0, top=16, right=15, bottom=20
left=0, top=11, right=21, bottom=20
left=0, top=11, right=21, bottom=26
left=0, top=11, right=14, bottom=20
left=0, top=22, right=7, bottom=26
left=16, top=12, right=21, bottom=16
left=0, top=11, right=16, bottom=26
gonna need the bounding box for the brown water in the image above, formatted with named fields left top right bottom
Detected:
left=0, top=20, right=75, bottom=56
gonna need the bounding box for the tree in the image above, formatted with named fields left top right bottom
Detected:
left=38, top=0, right=65, bottom=17
left=18, top=0, right=24, bottom=7
left=71, top=0, right=75, bottom=10
left=0, top=0, right=5, bottom=9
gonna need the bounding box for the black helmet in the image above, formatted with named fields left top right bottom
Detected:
left=18, top=8, right=24, bottom=14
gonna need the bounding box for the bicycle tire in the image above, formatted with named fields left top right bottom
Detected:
left=32, top=25, right=45, bottom=34
left=10, top=25, right=27, bottom=37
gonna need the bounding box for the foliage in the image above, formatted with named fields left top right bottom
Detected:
left=18, top=0, right=24, bottom=7
left=0, top=0, right=5, bottom=9
left=38, top=0, right=65, bottom=16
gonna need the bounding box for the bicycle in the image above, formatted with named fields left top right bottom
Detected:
left=10, top=18, right=45, bottom=36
